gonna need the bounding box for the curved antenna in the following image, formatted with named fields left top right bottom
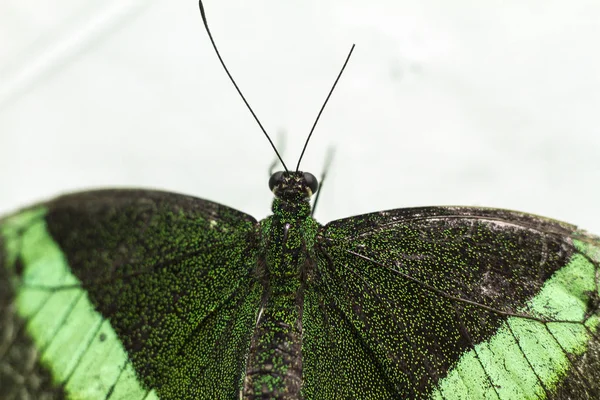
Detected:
left=198, top=0, right=288, bottom=172
left=296, top=44, right=355, bottom=172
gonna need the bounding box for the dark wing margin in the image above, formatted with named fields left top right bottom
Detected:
left=0, top=189, right=262, bottom=400
left=307, top=206, right=600, bottom=399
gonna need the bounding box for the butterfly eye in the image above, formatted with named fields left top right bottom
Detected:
left=269, top=171, right=285, bottom=191
left=303, top=172, right=319, bottom=195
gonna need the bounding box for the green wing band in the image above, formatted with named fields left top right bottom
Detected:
left=433, top=241, right=600, bottom=399
left=1, top=207, right=156, bottom=399
left=1, top=208, right=65, bottom=398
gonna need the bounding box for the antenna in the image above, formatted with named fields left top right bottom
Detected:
left=296, top=44, right=355, bottom=171
left=198, top=0, right=288, bottom=172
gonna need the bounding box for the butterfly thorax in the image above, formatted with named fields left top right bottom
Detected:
left=242, top=173, right=319, bottom=399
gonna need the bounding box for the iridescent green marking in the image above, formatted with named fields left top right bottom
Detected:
left=1, top=207, right=157, bottom=400
left=432, top=239, right=600, bottom=399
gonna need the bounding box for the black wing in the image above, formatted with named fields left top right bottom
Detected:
left=304, top=206, right=600, bottom=399
left=0, top=189, right=261, bottom=399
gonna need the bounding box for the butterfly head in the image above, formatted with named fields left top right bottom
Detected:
left=269, top=171, right=318, bottom=201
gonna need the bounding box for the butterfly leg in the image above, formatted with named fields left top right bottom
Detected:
left=268, top=130, right=287, bottom=175
left=311, top=146, right=335, bottom=216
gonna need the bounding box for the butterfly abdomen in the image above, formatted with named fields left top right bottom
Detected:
left=242, top=290, right=304, bottom=399
left=242, top=199, right=319, bottom=400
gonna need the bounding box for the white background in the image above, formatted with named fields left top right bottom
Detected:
left=1, top=1, right=599, bottom=233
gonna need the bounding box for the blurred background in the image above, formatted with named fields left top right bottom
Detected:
left=1, top=0, right=599, bottom=232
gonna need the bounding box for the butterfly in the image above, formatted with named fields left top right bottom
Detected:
left=1, top=2, right=599, bottom=399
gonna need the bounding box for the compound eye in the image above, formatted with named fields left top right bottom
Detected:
left=303, top=172, right=319, bottom=195
left=268, top=171, right=285, bottom=191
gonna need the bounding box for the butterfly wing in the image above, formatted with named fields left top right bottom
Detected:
left=0, top=189, right=261, bottom=400
left=306, top=206, right=600, bottom=399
